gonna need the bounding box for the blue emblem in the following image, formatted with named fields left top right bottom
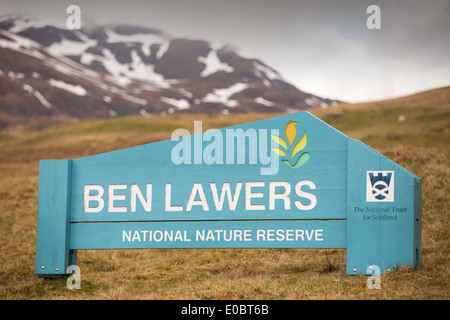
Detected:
left=366, top=171, right=394, bottom=202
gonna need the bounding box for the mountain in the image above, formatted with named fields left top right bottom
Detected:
left=0, top=15, right=341, bottom=132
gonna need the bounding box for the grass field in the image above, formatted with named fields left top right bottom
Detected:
left=0, top=87, right=449, bottom=300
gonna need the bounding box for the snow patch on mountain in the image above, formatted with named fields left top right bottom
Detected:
left=47, top=38, right=97, bottom=56
left=7, top=16, right=46, bottom=33
left=0, top=30, right=44, bottom=59
left=121, top=94, right=147, bottom=106
left=156, top=41, right=170, bottom=59
left=49, top=78, right=88, bottom=96
left=252, top=61, right=282, bottom=86
left=85, top=47, right=169, bottom=88
left=178, top=88, right=194, bottom=98
left=0, top=16, right=343, bottom=132
left=23, top=84, right=51, bottom=108
left=105, top=29, right=169, bottom=58
left=8, top=70, right=24, bottom=79
left=305, top=96, right=328, bottom=108
left=202, top=82, right=249, bottom=107
left=160, top=96, right=190, bottom=110
left=198, top=50, right=233, bottom=77
left=255, top=96, right=274, bottom=107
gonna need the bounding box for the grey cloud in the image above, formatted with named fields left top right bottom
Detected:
left=1, top=0, right=448, bottom=102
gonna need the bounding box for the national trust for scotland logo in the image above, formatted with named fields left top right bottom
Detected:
left=366, top=171, right=395, bottom=202
left=270, top=121, right=310, bottom=169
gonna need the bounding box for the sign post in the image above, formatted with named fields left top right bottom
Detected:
left=35, top=111, right=421, bottom=277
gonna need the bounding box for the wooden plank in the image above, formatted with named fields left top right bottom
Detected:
left=346, top=139, right=418, bottom=275
left=34, top=111, right=421, bottom=277
left=35, top=160, right=75, bottom=276
left=414, top=178, right=422, bottom=268
left=69, top=112, right=349, bottom=222
left=70, top=220, right=347, bottom=250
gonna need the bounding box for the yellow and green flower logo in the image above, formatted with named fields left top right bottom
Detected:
left=270, top=121, right=310, bottom=168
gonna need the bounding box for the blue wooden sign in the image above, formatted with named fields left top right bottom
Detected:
left=35, top=111, right=421, bottom=276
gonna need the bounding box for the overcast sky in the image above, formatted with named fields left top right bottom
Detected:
left=1, top=0, right=449, bottom=103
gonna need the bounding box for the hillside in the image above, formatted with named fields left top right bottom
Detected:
left=316, top=85, right=450, bottom=114
left=0, top=15, right=340, bottom=133
left=1, top=85, right=447, bottom=162
left=0, top=86, right=448, bottom=300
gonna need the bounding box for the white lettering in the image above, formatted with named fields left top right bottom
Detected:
left=186, top=183, right=209, bottom=211
left=132, top=230, right=141, bottom=241
left=256, top=229, right=322, bottom=242
left=84, top=180, right=317, bottom=214
left=295, top=180, right=317, bottom=210
left=195, top=229, right=252, bottom=242
left=130, top=184, right=152, bottom=212
left=84, top=185, right=104, bottom=213
left=108, top=184, right=127, bottom=212
left=123, top=230, right=131, bottom=241
left=165, top=183, right=183, bottom=211
left=269, top=181, right=291, bottom=210
left=245, top=182, right=265, bottom=210
left=210, top=182, right=242, bottom=211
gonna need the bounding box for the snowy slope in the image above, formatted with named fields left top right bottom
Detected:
left=0, top=15, right=341, bottom=131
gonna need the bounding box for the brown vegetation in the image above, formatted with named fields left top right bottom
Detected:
left=0, top=87, right=449, bottom=299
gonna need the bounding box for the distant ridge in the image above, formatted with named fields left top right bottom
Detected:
left=0, top=15, right=341, bottom=132
left=310, top=86, right=450, bottom=119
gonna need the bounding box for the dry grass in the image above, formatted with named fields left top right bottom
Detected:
left=0, top=87, right=449, bottom=300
